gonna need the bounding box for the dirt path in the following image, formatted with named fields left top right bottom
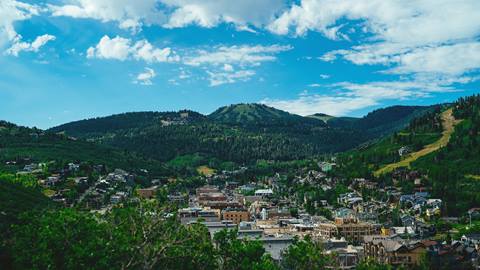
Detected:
left=374, top=108, right=461, bottom=177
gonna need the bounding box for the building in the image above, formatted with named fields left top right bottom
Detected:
left=179, top=207, right=221, bottom=224
left=260, top=235, right=294, bottom=261
left=196, top=185, right=220, bottom=196
left=222, top=208, right=250, bottom=224
left=196, top=220, right=237, bottom=238
left=363, top=235, right=426, bottom=267
left=316, top=218, right=379, bottom=243
left=255, top=189, right=274, bottom=197
left=137, top=186, right=158, bottom=199
left=324, top=238, right=361, bottom=270
left=319, top=162, right=336, bottom=172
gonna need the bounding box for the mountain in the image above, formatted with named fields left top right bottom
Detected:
left=208, top=103, right=325, bottom=128
left=47, top=103, right=438, bottom=164
left=307, top=113, right=337, bottom=123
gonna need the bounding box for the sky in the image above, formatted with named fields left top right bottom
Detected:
left=1, top=0, right=480, bottom=129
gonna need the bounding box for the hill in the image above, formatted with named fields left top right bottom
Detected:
left=307, top=113, right=337, bottom=123
left=49, top=110, right=206, bottom=139
left=208, top=103, right=316, bottom=126
left=336, top=95, right=480, bottom=215
left=0, top=121, right=167, bottom=176
left=374, top=108, right=461, bottom=176
left=329, top=105, right=439, bottom=136
left=47, top=103, right=438, bottom=164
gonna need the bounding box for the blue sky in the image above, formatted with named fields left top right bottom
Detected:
left=1, top=0, right=480, bottom=129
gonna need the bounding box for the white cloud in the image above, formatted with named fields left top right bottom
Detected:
left=319, top=74, right=330, bottom=79
left=86, top=35, right=179, bottom=62
left=182, top=44, right=290, bottom=86
left=207, top=69, right=255, bottom=87
left=48, top=0, right=164, bottom=33
left=262, top=79, right=458, bottom=116
left=48, top=0, right=285, bottom=33
left=184, top=44, right=292, bottom=66
left=0, top=0, right=40, bottom=46
left=161, top=0, right=285, bottom=30
left=271, top=0, right=480, bottom=86
left=223, top=64, right=234, bottom=72
left=87, top=35, right=130, bottom=60
left=133, top=40, right=180, bottom=63
left=134, top=67, right=156, bottom=85
left=6, top=34, right=56, bottom=56
left=269, top=0, right=480, bottom=43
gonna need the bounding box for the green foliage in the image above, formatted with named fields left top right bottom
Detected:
left=214, top=229, right=277, bottom=270
left=0, top=121, right=168, bottom=177
left=281, top=235, right=332, bottom=270
left=11, top=208, right=117, bottom=270
left=355, top=259, right=393, bottom=270
left=47, top=104, right=434, bottom=164
left=410, top=95, right=480, bottom=214
left=6, top=201, right=218, bottom=270
left=0, top=173, right=52, bottom=230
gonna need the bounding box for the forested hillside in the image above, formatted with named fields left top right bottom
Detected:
left=336, top=95, right=480, bottom=215
left=49, top=104, right=434, bottom=164
left=0, top=121, right=167, bottom=176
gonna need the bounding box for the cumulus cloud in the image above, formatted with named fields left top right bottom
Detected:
left=162, top=0, right=285, bottom=30
left=87, top=35, right=179, bottom=62
left=48, top=0, right=165, bottom=33
left=272, top=0, right=480, bottom=86
left=48, top=0, right=285, bottom=33
left=6, top=34, right=56, bottom=56
left=0, top=0, right=40, bottom=46
left=134, top=67, right=156, bottom=85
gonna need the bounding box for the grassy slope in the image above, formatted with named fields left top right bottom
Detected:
left=374, top=108, right=461, bottom=176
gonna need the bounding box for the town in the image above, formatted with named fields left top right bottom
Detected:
left=11, top=155, right=480, bottom=269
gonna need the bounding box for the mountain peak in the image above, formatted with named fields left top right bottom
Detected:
left=208, top=103, right=313, bottom=126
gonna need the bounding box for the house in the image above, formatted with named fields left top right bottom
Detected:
left=74, top=177, right=88, bottom=185
left=44, top=175, right=61, bottom=187
left=137, top=186, right=158, bottom=199
left=68, top=163, right=80, bottom=172
left=110, top=191, right=127, bottom=204
left=319, top=162, right=336, bottom=172
left=398, top=146, right=411, bottom=157
left=324, top=238, right=361, bottom=270
left=23, top=163, right=39, bottom=172
left=255, top=189, right=274, bottom=197
left=363, top=235, right=426, bottom=266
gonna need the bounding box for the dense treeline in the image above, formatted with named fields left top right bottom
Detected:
left=0, top=121, right=169, bottom=176
left=105, top=121, right=365, bottom=163
left=49, top=111, right=206, bottom=138
left=48, top=104, right=435, bottom=165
